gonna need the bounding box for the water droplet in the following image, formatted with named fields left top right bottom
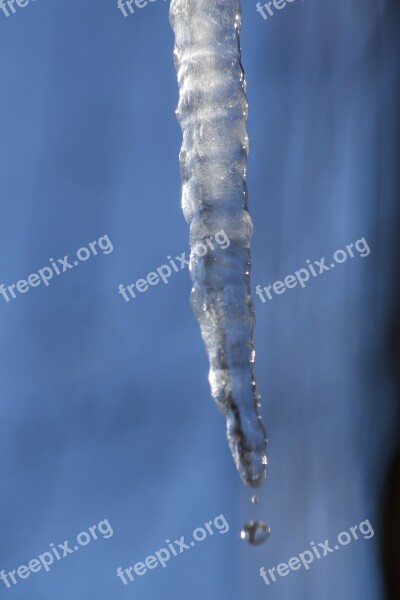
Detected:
left=240, top=521, right=270, bottom=545
left=250, top=495, right=259, bottom=504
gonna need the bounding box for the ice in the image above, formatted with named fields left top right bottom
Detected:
left=170, top=0, right=267, bottom=487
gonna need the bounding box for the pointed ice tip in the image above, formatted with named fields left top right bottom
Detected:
left=224, top=400, right=267, bottom=487
left=237, top=454, right=267, bottom=488
left=227, top=428, right=267, bottom=488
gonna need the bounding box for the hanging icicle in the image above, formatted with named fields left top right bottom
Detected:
left=170, top=0, right=267, bottom=487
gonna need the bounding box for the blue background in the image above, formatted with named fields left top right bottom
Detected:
left=0, top=0, right=399, bottom=598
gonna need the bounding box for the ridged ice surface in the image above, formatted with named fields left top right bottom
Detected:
left=170, top=0, right=267, bottom=487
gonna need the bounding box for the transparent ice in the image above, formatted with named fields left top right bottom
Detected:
left=170, top=0, right=267, bottom=487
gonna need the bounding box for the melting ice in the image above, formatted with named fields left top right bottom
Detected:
left=170, top=0, right=267, bottom=487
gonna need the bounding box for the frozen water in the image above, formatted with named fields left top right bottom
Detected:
left=170, top=0, right=267, bottom=487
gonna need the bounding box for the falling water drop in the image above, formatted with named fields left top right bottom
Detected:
left=240, top=521, right=270, bottom=545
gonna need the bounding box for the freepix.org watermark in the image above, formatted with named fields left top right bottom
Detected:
left=255, top=236, right=370, bottom=303
left=0, top=0, right=36, bottom=17
left=118, top=229, right=230, bottom=303
left=0, top=234, right=113, bottom=304
left=256, top=0, right=304, bottom=21
left=0, top=518, right=113, bottom=590
left=259, top=518, right=374, bottom=587
left=116, top=514, right=230, bottom=585
left=117, top=0, right=167, bottom=18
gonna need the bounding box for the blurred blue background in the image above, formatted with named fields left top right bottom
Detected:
left=0, top=0, right=399, bottom=598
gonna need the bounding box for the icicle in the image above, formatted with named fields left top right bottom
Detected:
left=170, top=0, right=267, bottom=487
